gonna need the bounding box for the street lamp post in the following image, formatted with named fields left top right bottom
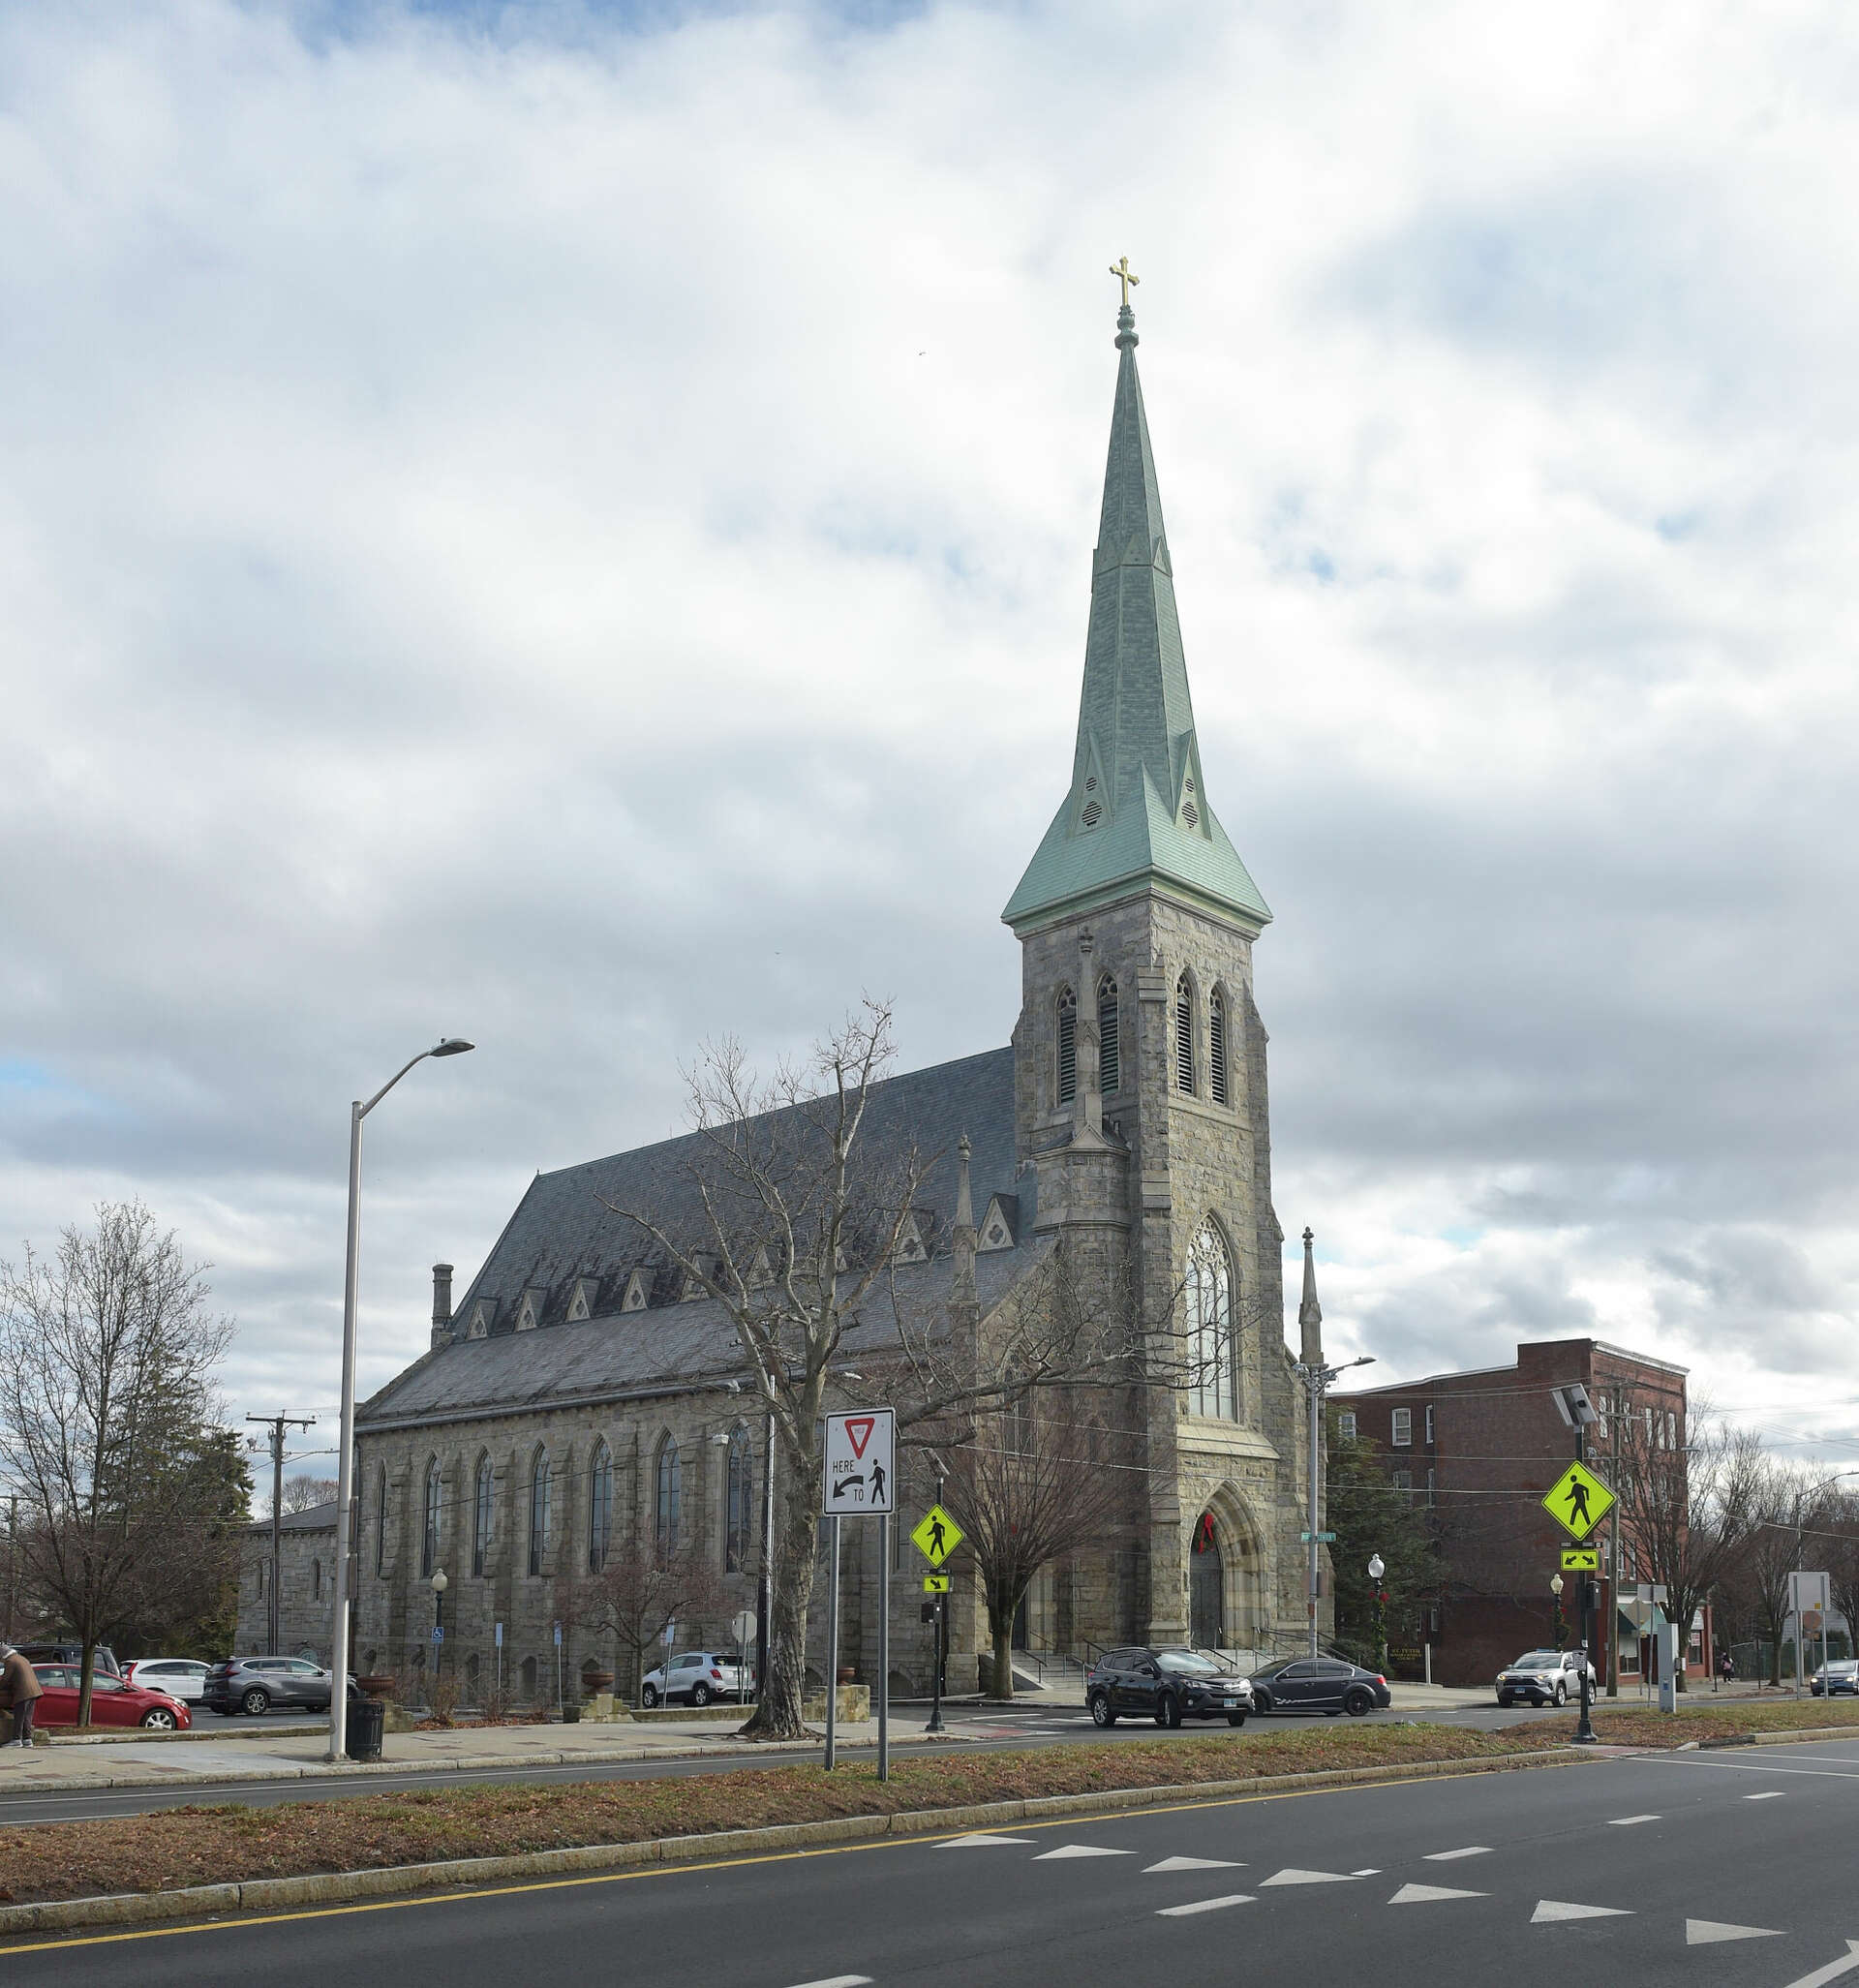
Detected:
left=430, top=1568, right=448, bottom=1674
left=1293, top=1351, right=1376, bottom=1658
left=1368, top=1553, right=1387, bottom=1675
left=326, top=1038, right=474, bottom=1763
left=1550, top=1572, right=1566, bottom=1652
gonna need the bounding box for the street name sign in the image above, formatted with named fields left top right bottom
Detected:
left=1560, top=1546, right=1600, bottom=1573
left=1301, top=1531, right=1337, bottom=1544
left=822, top=1407, right=895, bottom=1514
left=923, top=1574, right=951, bottom=1594
left=1541, top=1460, right=1616, bottom=1541
left=911, top=1505, right=964, bottom=1566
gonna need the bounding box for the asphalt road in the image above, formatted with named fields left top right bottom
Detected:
left=10, top=1737, right=1859, bottom=1984
left=0, top=1698, right=1583, bottom=1825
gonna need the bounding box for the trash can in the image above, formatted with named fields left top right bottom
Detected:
left=346, top=1698, right=385, bottom=1762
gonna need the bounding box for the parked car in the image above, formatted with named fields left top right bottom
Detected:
left=639, top=1651, right=755, bottom=1708
left=29, top=1663, right=192, bottom=1730
left=202, top=1656, right=339, bottom=1715
left=1811, top=1661, right=1859, bottom=1697
left=1085, top=1647, right=1253, bottom=1728
left=122, top=1659, right=210, bottom=1702
left=14, top=1641, right=122, bottom=1680
left=1495, top=1648, right=1598, bottom=1707
left=1248, top=1656, right=1392, bottom=1717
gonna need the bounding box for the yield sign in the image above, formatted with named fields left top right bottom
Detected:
left=821, top=1407, right=894, bottom=1514
left=842, top=1416, right=877, bottom=1459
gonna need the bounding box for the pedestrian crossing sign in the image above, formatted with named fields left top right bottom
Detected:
left=1542, top=1460, right=1615, bottom=1542
left=911, top=1505, right=963, bottom=1566
left=1560, top=1546, right=1600, bottom=1572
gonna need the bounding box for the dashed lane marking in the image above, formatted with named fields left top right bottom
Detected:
left=1423, top=1847, right=1493, bottom=1860
left=1532, top=1900, right=1631, bottom=1923
left=1607, top=1815, right=1661, bottom=1825
left=1686, top=1919, right=1783, bottom=1944
left=784, top=1977, right=873, bottom=1987
left=1388, top=1883, right=1487, bottom=1905
left=1745, top=1791, right=1786, bottom=1800
left=1156, top=1894, right=1255, bottom=1917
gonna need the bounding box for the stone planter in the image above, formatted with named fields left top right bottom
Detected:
left=582, top=1670, right=615, bottom=1697
left=356, top=1676, right=397, bottom=1701
left=803, top=1684, right=870, bottom=1723
left=837, top=1667, right=856, bottom=1687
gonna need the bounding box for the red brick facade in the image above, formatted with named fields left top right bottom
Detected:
left=1331, top=1339, right=1711, bottom=1689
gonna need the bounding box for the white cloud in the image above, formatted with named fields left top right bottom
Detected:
left=3, top=0, right=1858, bottom=1466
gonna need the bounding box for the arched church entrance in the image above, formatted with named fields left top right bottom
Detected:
left=1190, top=1512, right=1224, bottom=1648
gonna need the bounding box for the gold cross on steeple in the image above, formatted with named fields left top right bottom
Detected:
left=1109, top=256, right=1140, bottom=308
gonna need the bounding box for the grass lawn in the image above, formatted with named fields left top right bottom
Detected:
left=1555, top=1697, right=1859, bottom=1750
left=0, top=1723, right=1551, bottom=1906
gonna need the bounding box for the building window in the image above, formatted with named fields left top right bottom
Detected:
left=312, top=1557, right=321, bottom=1601
left=374, top=1467, right=388, bottom=1577
left=472, top=1453, right=493, bottom=1577
left=1391, top=1407, right=1413, bottom=1447
left=1392, top=1469, right=1413, bottom=1494
left=258, top=1559, right=267, bottom=1599
left=725, top=1423, right=753, bottom=1573
left=1208, top=988, right=1229, bottom=1106
left=421, top=1456, right=442, bottom=1578
left=588, top=1440, right=613, bottom=1573
left=1056, top=987, right=1077, bottom=1104
left=1174, top=975, right=1195, bottom=1094
left=1426, top=1468, right=1436, bottom=1507
left=1185, top=1223, right=1236, bottom=1421
left=528, top=1447, right=551, bottom=1576
left=655, top=1436, right=682, bottom=1563
left=1336, top=1412, right=1357, bottom=1442
left=1097, top=975, right=1120, bottom=1096
left=1424, top=1404, right=1435, bottom=1444
left=520, top=1655, right=537, bottom=1700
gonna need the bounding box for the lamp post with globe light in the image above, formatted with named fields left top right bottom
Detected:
left=430, top=1568, right=448, bottom=1675
left=1550, top=1572, right=1567, bottom=1651
left=1368, top=1553, right=1387, bottom=1675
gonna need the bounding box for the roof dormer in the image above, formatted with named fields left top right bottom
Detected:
left=978, top=1194, right=1018, bottom=1253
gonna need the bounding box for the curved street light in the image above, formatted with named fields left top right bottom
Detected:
left=327, top=1039, right=474, bottom=1762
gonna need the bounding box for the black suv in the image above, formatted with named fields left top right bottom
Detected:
left=1247, top=1655, right=1390, bottom=1716
left=15, top=1642, right=122, bottom=1679
left=1085, top=1647, right=1253, bottom=1728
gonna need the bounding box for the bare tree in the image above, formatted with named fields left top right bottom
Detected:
left=279, top=1475, right=339, bottom=1516
left=1722, top=1460, right=1813, bottom=1685
left=939, top=1401, right=1132, bottom=1701
left=602, top=1002, right=1173, bottom=1738
left=0, top=1204, right=234, bottom=1723
left=1823, top=1494, right=1859, bottom=1664
left=1611, top=1399, right=1759, bottom=1692
left=579, top=1539, right=725, bottom=1705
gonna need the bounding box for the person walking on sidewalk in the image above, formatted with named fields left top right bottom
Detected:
left=0, top=1643, right=43, bottom=1747
left=1717, top=1648, right=1734, bottom=1693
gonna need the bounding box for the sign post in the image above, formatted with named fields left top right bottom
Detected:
left=730, top=1607, right=756, bottom=1708
left=1790, top=1571, right=1831, bottom=1700
left=1542, top=1440, right=1613, bottom=1746
left=822, top=1409, right=895, bottom=1778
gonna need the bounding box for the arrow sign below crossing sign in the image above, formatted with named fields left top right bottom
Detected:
left=822, top=1407, right=895, bottom=1514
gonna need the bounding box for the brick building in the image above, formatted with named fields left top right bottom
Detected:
left=1331, top=1339, right=1710, bottom=1689
left=349, top=292, right=1324, bottom=1704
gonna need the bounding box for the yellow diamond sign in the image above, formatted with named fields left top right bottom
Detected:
left=910, top=1505, right=963, bottom=1567
left=1542, top=1460, right=1615, bottom=1542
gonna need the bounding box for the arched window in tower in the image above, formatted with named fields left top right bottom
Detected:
left=1186, top=1223, right=1236, bottom=1420
left=1055, top=987, right=1077, bottom=1104
left=1097, top=974, right=1120, bottom=1096
left=588, top=1439, right=613, bottom=1573
left=655, top=1436, right=682, bottom=1564
left=725, top=1423, right=753, bottom=1573
left=421, top=1456, right=442, bottom=1577
left=472, top=1453, right=493, bottom=1577
left=374, top=1466, right=388, bottom=1577
left=1174, top=974, right=1196, bottom=1094
left=528, top=1447, right=551, bottom=1577
left=1209, top=988, right=1230, bottom=1107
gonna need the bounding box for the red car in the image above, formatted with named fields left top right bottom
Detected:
left=29, top=1662, right=193, bottom=1730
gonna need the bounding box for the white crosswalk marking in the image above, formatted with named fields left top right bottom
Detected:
left=1156, top=1894, right=1256, bottom=1917
left=1423, top=1847, right=1493, bottom=1860
left=1145, top=1856, right=1244, bottom=1873
left=1532, top=1900, right=1632, bottom=1923
left=1607, top=1815, right=1660, bottom=1825
left=1261, top=1868, right=1360, bottom=1885
left=1688, top=1919, right=1783, bottom=1944
left=1034, top=1845, right=1135, bottom=1860
left=1388, top=1883, right=1487, bottom=1905
left=936, top=1832, right=1035, bottom=1848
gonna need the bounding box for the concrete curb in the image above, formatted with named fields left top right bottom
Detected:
left=0, top=1746, right=1596, bottom=1940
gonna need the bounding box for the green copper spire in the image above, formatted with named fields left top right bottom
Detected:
left=1002, top=293, right=1271, bottom=936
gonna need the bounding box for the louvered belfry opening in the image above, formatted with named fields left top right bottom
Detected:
left=1209, top=989, right=1229, bottom=1106
left=1097, top=975, right=1120, bottom=1095
left=1056, top=986, right=1078, bottom=1103
left=1174, top=975, right=1194, bottom=1094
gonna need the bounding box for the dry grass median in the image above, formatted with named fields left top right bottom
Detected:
left=1544, top=1697, right=1859, bottom=1750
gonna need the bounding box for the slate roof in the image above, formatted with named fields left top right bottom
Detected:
left=1002, top=301, right=1270, bottom=935
left=358, top=1046, right=1045, bottom=1432
left=245, top=1500, right=336, bottom=1536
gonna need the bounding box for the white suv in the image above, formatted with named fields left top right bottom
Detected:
left=640, top=1650, right=754, bottom=1708
left=123, top=1659, right=210, bottom=1702
left=1496, top=1648, right=1597, bottom=1707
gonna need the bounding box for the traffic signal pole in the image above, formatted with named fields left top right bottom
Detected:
left=1573, top=1422, right=1598, bottom=1745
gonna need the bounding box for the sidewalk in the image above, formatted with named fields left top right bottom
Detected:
left=0, top=1715, right=916, bottom=1796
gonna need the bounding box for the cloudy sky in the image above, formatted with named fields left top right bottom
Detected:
left=5, top=0, right=1857, bottom=1489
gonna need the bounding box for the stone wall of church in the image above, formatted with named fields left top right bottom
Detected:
left=234, top=1518, right=338, bottom=1664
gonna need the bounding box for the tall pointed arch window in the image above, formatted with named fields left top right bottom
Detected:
left=1209, top=988, right=1230, bottom=1107
left=528, top=1447, right=551, bottom=1577
left=725, top=1424, right=753, bottom=1573
left=472, top=1453, right=493, bottom=1577
left=421, top=1456, right=442, bottom=1577
left=374, top=1466, right=388, bottom=1577
left=1174, top=975, right=1196, bottom=1094
left=1186, top=1222, right=1236, bottom=1421
left=588, top=1440, right=613, bottom=1573
left=655, top=1436, right=682, bottom=1564
left=1055, top=987, right=1077, bottom=1104
left=1097, top=975, right=1120, bottom=1096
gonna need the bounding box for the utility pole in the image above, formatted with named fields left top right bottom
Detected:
left=247, top=1413, right=318, bottom=1656
left=1292, top=1351, right=1376, bottom=1657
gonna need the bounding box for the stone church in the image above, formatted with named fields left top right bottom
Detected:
left=351, top=289, right=1327, bottom=1702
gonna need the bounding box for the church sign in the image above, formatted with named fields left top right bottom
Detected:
left=822, top=1408, right=895, bottom=1515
